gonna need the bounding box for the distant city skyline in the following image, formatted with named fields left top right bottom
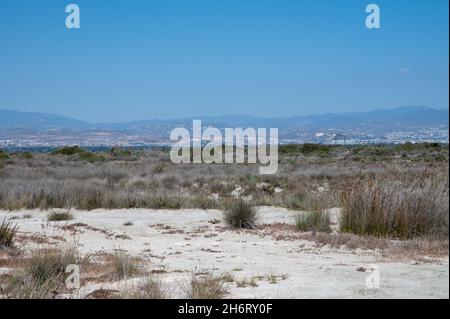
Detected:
left=1, top=0, right=448, bottom=122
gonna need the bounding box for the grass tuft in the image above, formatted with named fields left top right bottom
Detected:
left=2, top=248, right=77, bottom=298
left=340, top=178, right=449, bottom=239
left=0, top=218, right=18, bottom=248
left=112, top=252, right=140, bottom=279
left=223, top=200, right=257, bottom=229
left=184, top=273, right=230, bottom=299
left=295, top=211, right=331, bottom=233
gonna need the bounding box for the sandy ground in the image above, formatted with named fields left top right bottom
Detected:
left=0, top=207, right=448, bottom=299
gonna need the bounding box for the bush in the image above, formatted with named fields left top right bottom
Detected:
left=296, top=211, right=331, bottom=233
left=51, top=145, right=85, bottom=155
left=51, top=146, right=103, bottom=163
left=301, top=143, right=330, bottom=155
left=47, top=211, right=73, bottom=221
left=110, top=147, right=132, bottom=158
left=184, top=273, right=230, bottom=299
left=340, top=178, right=449, bottom=239
left=223, top=200, right=257, bottom=229
left=0, top=149, right=9, bottom=160
left=0, top=219, right=18, bottom=248
left=19, top=152, right=33, bottom=159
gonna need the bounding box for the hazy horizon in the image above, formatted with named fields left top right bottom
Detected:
left=1, top=105, right=448, bottom=124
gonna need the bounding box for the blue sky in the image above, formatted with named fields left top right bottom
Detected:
left=0, top=0, right=448, bottom=122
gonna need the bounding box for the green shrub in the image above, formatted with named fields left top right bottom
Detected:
left=51, top=145, right=85, bottom=155
left=47, top=211, right=73, bottom=221
left=301, top=143, right=330, bottom=155
left=0, top=149, right=9, bottom=160
left=110, top=147, right=132, bottom=158
left=19, top=152, right=33, bottom=159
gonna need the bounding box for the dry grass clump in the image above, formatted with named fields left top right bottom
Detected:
left=122, top=278, right=169, bottom=299
left=223, top=200, right=257, bottom=229
left=184, top=273, right=230, bottom=299
left=295, top=211, right=331, bottom=233
left=340, top=176, right=449, bottom=239
left=47, top=211, right=74, bottom=222
left=112, top=252, right=140, bottom=279
left=2, top=248, right=77, bottom=299
left=24, top=249, right=77, bottom=285
left=0, top=219, right=18, bottom=248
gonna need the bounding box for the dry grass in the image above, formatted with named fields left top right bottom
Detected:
left=47, top=211, right=74, bottom=222
left=122, top=278, right=169, bottom=299
left=295, top=211, right=331, bottom=233
left=183, top=272, right=230, bottom=299
left=112, top=252, right=140, bottom=279
left=340, top=175, right=449, bottom=239
left=1, top=248, right=77, bottom=299
left=223, top=200, right=257, bottom=229
left=0, top=219, right=18, bottom=248
left=0, top=148, right=448, bottom=247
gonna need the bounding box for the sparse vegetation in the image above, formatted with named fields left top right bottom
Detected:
left=123, top=278, right=169, bottom=299
left=296, top=211, right=331, bottom=233
left=340, top=176, right=449, bottom=239
left=47, top=211, right=73, bottom=222
left=223, top=200, right=257, bottom=229
left=112, top=252, right=140, bottom=279
left=0, top=149, right=9, bottom=160
left=184, top=273, right=230, bottom=299
left=0, top=218, right=18, bottom=248
left=19, top=151, right=33, bottom=159
left=51, top=145, right=85, bottom=156
left=2, top=248, right=77, bottom=298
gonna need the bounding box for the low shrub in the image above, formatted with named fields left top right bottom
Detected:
left=223, top=200, right=257, bottom=229
left=47, top=211, right=73, bottom=222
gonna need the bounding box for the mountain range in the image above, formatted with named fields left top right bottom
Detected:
left=0, top=106, right=448, bottom=147
left=0, top=106, right=448, bottom=131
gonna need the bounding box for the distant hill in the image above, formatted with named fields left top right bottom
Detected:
left=0, top=106, right=448, bottom=141
left=0, top=109, right=91, bottom=129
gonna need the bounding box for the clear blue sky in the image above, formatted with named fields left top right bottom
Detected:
left=0, top=0, right=448, bottom=122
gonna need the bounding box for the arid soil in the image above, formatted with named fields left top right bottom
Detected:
left=0, top=207, right=448, bottom=299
